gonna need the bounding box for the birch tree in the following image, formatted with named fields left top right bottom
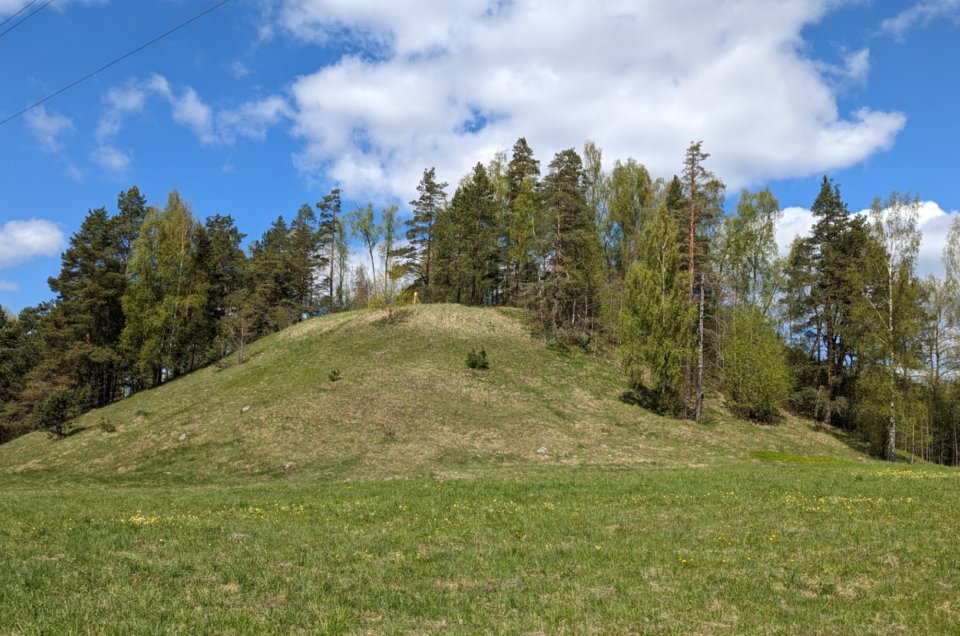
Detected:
left=868, top=193, right=922, bottom=460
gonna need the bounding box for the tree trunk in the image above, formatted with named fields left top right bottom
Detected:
left=695, top=273, right=705, bottom=422
left=329, top=212, right=336, bottom=312
left=886, top=263, right=897, bottom=461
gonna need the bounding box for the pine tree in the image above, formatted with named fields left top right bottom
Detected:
left=542, top=148, right=602, bottom=341
left=403, top=168, right=447, bottom=300
left=317, top=188, right=342, bottom=312
left=809, top=177, right=853, bottom=426
left=195, top=214, right=246, bottom=361
left=679, top=142, right=724, bottom=420
left=45, top=207, right=126, bottom=407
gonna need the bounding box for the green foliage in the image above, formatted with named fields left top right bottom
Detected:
left=466, top=347, right=489, bottom=370
left=349, top=203, right=383, bottom=293
left=432, top=163, right=500, bottom=305
left=402, top=169, right=447, bottom=300
left=98, top=417, right=116, bottom=433
left=852, top=368, right=895, bottom=457
left=501, top=141, right=543, bottom=308
left=542, top=148, right=603, bottom=340
left=38, top=389, right=78, bottom=437
left=316, top=187, right=343, bottom=312
left=121, top=190, right=210, bottom=387
left=619, top=205, right=692, bottom=414
left=605, top=158, right=653, bottom=275
left=328, top=369, right=341, bottom=382
left=720, top=187, right=782, bottom=313
left=722, top=308, right=792, bottom=422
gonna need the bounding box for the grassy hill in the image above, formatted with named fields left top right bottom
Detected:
left=4, top=305, right=960, bottom=633
left=0, top=303, right=860, bottom=484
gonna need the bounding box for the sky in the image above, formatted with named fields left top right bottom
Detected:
left=1, top=0, right=959, bottom=312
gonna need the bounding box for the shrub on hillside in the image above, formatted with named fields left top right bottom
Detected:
left=466, top=347, right=489, bottom=370
left=722, top=308, right=792, bottom=423
left=39, top=389, right=78, bottom=437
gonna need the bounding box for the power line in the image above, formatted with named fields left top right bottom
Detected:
left=0, top=0, right=54, bottom=40
left=0, top=0, right=232, bottom=128
left=0, top=0, right=40, bottom=29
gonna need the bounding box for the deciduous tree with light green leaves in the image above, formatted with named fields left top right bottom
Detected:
left=349, top=203, right=382, bottom=297
left=720, top=187, right=782, bottom=315
left=722, top=307, right=793, bottom=422
left=866, top=192, right=923, bottom=460
left=121, top=190, right=208, bottom=387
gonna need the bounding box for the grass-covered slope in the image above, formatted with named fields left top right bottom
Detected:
left=0, top=304, right=861, bottom=483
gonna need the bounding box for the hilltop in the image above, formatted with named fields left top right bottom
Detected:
left=0, top=304, right=861, bottom=483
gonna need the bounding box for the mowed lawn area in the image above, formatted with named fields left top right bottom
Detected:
left=2, top=460, right=958, bottom=634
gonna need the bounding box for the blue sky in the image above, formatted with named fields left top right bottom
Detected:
left=1, top=0, right=959, bottom=312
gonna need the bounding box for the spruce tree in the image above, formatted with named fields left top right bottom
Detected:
left=619, top=204, right=693, bottom=413
left=503, top=138, right=542, bottom=306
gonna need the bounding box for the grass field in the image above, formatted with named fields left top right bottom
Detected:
left=1, top=306, right=957, bottom=634
left=3, top=461, right=959, bottom=634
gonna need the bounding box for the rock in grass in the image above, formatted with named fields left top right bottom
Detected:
left=241, top=405, right=251, bottom=414
left=537, top=447, right=549, bottom=455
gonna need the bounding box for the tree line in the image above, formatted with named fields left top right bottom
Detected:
left=2, top=138, right=959, bottom=465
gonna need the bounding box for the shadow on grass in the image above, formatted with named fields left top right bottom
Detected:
left=818, top=421, right=874, bottom=457
left=618, top=387, right=669, bottom=414
left=51, top=426, right=89, bottom=440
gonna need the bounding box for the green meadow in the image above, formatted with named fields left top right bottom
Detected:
left=4, top=463, right=959, bottom=634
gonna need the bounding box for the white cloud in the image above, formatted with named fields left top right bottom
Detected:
left=0, top=220, right=64, bottom=268
left=218, top=96, right=292, bottom=142
left=913, top=201, right=956, bottom=277
left=843, top=49, right=871, bottom=84
left=281, top=0, right=905, bottom=202
left=96, top=84, right=148, bottom=141
left=92, top=145, right=132, bottom=172
left=817, top=48, right=870, bottom=87
left=97, top=74, right=289, bottom=150
left=24, top=106, right=74, bottom=153
left=0, top=280, right=18, bottom=292
left=881, top=0, right=960, bottom=39
left=171, top=87, right=217, bottom=145
left=774, top=201, right=957, bottom=278
left=775, top=207, right=817, bottom=256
